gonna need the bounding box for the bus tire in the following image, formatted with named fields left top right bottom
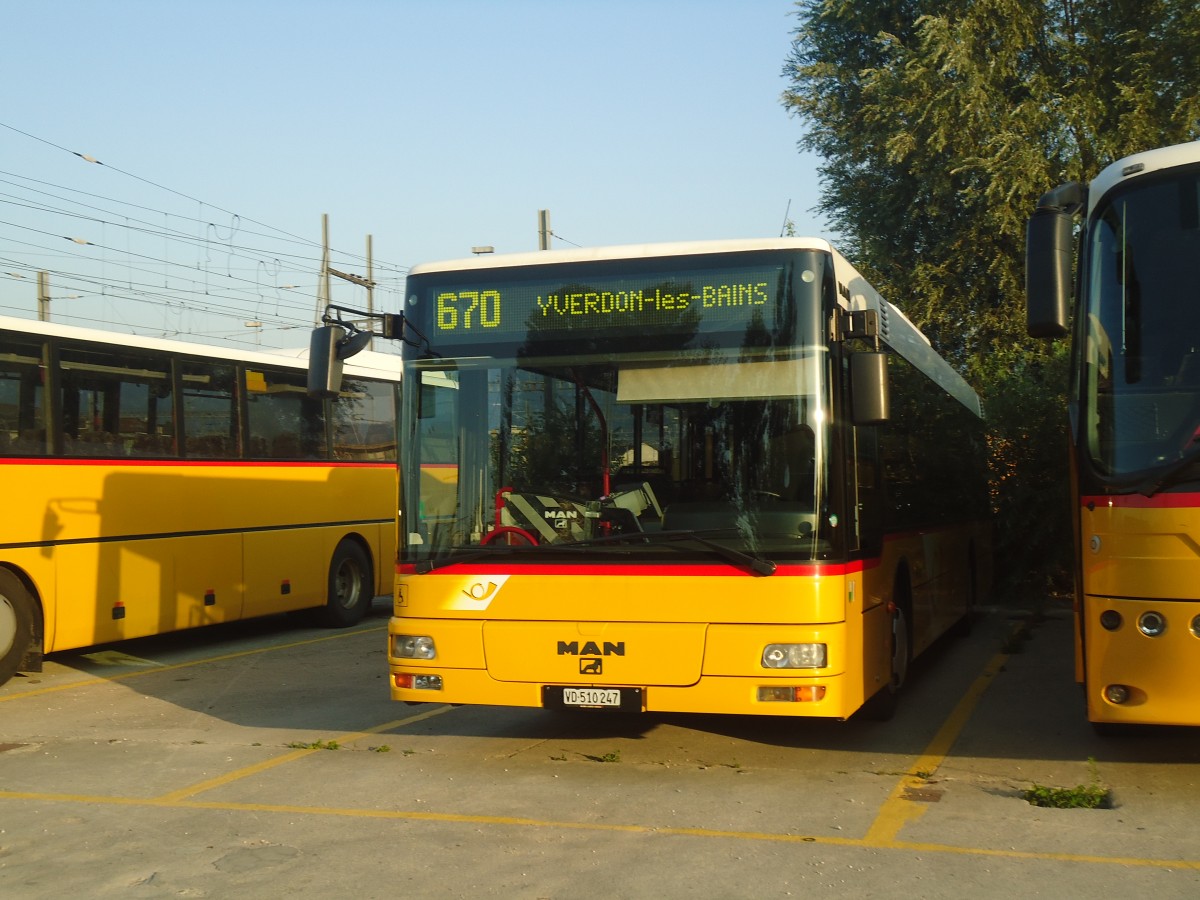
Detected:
left=318, top=539, right=373, bottom=628
left=0, top=569, right=35, bottom=687
left=860, top=577, right=912, bottom=722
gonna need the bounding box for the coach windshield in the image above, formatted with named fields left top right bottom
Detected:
left=400, top=249, right=841, bottom=567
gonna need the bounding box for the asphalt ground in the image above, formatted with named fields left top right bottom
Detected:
left=1, top=599, right=1199, bottom=898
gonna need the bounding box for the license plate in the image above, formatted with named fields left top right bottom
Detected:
left=564, top=688, right=621, bottom=707
left=543, top=685, right=643, bottom=711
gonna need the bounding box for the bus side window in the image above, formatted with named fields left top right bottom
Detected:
left=58, top=345, right=172, bottom=458
left=0, top=336, right=47, bottom=456
left=182, top=361, right=235, bottom=458
left=333, top=379, right=397, bottom=461
left=246, top=367, right=326, bottom=460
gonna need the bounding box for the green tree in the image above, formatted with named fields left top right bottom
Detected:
left=784, top=0, right=1200, bottom=355
left=782, top=0, right=1200, bottom=596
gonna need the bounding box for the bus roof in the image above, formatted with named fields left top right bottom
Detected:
left=1088, top=141, right=1200, bottom=215
left=407, top=237, right=836, bottom=275
left=407, top=237, right=981, bottom=418
left=0, top=313, right=401, bottom=380
left=827, top=249, right=982, bottom=418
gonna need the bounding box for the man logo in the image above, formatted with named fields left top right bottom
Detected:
left=579, top=658, right=602, bottom=675
left=556, top=640, right=625, bottom=657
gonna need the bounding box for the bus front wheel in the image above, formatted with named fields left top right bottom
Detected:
left=318, top=539, right=373, bottom=628
left=860, top=584, right=912, bottom=722
left=0, top=569, right=35, bottom=687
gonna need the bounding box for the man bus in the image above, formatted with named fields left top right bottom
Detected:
left=0, top=315, right=400, bottom=686
left=1028, top=141, right=1200, bottom=729
left=318, top=238, right=989, bottom=720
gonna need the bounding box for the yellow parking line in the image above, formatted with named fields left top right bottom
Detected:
left=7, top=617, right=1198, bottom=872
left=1, top=787, right=1198, bottom=870
left=887, top=839, right=1200, bottom=870
left=864, top=646, right=1010, bottom=846
left=0, top=624, right=387, bottom=703
left=156, top=705, right=453, bottom=802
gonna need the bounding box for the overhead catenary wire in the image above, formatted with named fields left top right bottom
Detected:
left=0, top=122, right=320, bottom=250
left=548, top=230, right=582, bottom=248
left=0, top=121, right=410, bottom=347
left=0, top=174, right=409, bottom=277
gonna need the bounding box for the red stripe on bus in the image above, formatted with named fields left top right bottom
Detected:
left=1, top=457, right=392, bottom=469
left=1081, top=492, right=1200, bottom=510
left=397, top=560, right=876, bottom=577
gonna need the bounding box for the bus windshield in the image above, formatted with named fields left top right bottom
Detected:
left=1082, top=166, right=1200, bottom=480
left=402, top=248, right=837, bottom=564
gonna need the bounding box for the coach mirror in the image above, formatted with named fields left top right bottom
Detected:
left=308, top=325, right=345, bottom=398
left=851, top=351, right=890, bottom=425
left=308, top=324, right=371, bottom=399
left=1026, top=207, right=1074, bottom=338
left=1026, top=180, right=1083, bottom=339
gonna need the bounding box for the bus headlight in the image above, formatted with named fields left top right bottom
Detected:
left=394, top=673, right=443, bottom=691
left=762, top=643, right=827, bottom=669
left=393, top=634, right=436, bottom=659
left=1191, top=615, right=1200, bottom=639
left=1137, top=612, right=1166, bottom=637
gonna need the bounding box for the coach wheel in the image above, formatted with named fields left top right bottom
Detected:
left=0, top=570, right=35, bottom=687
left=860, top=583, right=912, bottom=722
left=318, top=539, right=373, bottom=628
left=888, top=600, right=911, bottom=690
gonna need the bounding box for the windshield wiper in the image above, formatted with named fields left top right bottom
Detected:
left=544, top=529, right=778, bottom=576
left=411, top=529, right=777, bottom=576
left=412, top=543, right=534, bottom=574
left=1134, top=447, right=1200, bottom=497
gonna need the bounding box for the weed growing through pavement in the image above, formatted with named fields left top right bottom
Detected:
left=1023, top=757, right=1111, bottom=809
left=584, top=750, right=621, bottom=763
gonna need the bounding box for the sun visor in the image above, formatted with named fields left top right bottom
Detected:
left=617, top=358, right=809, bottom=403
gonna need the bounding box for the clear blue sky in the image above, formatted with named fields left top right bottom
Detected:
left=1, top=0, right=826, bottom=349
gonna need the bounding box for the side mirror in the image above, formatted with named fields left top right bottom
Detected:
left=308, top=325, right=347, bottom=398
left=851, top=351, right=890, bottom=425
left=308, top=325, right=374, bottom=398
left=1026, top=208, right=1074, bottom=338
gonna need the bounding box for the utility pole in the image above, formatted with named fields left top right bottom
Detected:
left=538, top=209, right=551, bottom=250
left=34, top=272, right=78, bottom=321
left=315, top=213, right=331, bottom=326
left=365, top=234, right=374, bottom=349
left=37, top=271, right=49, bottom=321
left=317, top=216, right=377, bottom=347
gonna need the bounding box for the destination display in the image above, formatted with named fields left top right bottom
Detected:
left=414, top=263, right=787, bottom=343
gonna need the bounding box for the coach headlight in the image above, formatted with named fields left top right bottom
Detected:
left=762, top=643, right=827, bottom=669
left=393, top=634, right=436, bottom=659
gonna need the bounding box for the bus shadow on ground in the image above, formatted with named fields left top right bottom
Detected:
left=24, top=602, right=1200, bottom=766
left=15, top=599, right=398, bottom=735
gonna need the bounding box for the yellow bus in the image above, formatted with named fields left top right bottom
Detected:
left=0, top=315, right=400, bottom=686
left=1027, top=142, right=1200, bottom=729
left=323, top=238, right=989, bottom=720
